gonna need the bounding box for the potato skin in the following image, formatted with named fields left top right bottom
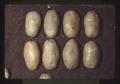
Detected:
left=25, top=11, right=41, bottom=37
left=83, top=41, right=99, bottom=69
left=63, top=10, right=80, bottom=38
left=42, top=39, right=59, bottom=70
left=39, top=73, right=52, bottom=79
left=23, top=41, right=40, bottom=71
left=5, top=67, right=9, bottom=79
left=44, top=10, right=59, bottom=38
left=84, top=10, right=100, bottom=38
left=63, top=39, right=79, bottom=70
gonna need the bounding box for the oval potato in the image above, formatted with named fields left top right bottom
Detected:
left=5, top=67, right=9, bottom=79
left=63, top=39, right=79, bottom=70
left=42, top=39, right=59, bottom=70
left=25, top=11, right=41, bottom=37
left=83, top=41, right=99, bottom=69
left=84, top=10, right=100, bottom=38
left=44, top=10, right=59, bottom=38
left=63, top=10, right=80, bottom=38
left=23, top=41, right=40, bottom=71
left=39, top=73, right=52, bottom=79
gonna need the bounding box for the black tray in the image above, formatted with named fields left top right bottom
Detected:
left=5, top=4, right=115, bottom=79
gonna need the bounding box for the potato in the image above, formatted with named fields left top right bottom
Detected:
left=83, top=41, right=99, bottom=69
left=42, top=39, right=59, bottom=70
left=25, top=11, right=41, bottom=37
left=63, top=39, right=79, bottom=70
left=23, top=41, right=40, bottom=71
left=84, top=10, right=100, bottom=38
left=39, top=73, right=52, bottom=79
left=63, top=10, right=80, bottom=38
left=5, top=67, right=9, bottom=79
left=44, top=10, right=59, bottom=38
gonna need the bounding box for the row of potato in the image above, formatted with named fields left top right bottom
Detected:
left=5, top=9, right=100, bottom=79
left=24, top=39, right=99, bottom=71
left=25, top=9, right=99, bottom=38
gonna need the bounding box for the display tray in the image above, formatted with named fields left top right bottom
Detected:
left=5, top=4, right=115, bottom=79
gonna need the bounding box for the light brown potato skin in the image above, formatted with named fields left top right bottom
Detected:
left=25, top=11, right=41, bottom=37
left=39, top=73, right=52, bottom=79
left=83, top=41, right=99, bottom=69
left=63, top=10, right=80, bottom=38
left=63, top=39, right=79, bottom=70
left=23, top=41, right=40, bottom=71
left=5, top=67, right=9, bottom=79
left=42, top=39, right=59, bottom=70
left=44, top=10, right=59, bottom=38
left=84, top=10, right=100, bottom=38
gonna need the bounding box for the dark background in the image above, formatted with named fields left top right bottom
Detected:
left=0, top=0, right=119, bottom=84
left=5, top=4, right=115, bottom=79
left=23, top=80, right=99, bottom=84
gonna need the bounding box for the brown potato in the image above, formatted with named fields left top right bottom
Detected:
left=5, top=67, right=9, bottom=79
left=39, top=73, right=52, bottom=79
left=63, top=39, right=79, bottom=70
left=25, top=11, right=41, bottom=37
left=23, top=41, right=40, bottom=71
left=63, top=10, right=80, bottom=38
left=42, top=39, right=59, bottom=70
left=83, top=41, right=99, bottom=69
left=44, top=10, right=59, bottom=38
left=84, top=10, right=100, bottom=38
